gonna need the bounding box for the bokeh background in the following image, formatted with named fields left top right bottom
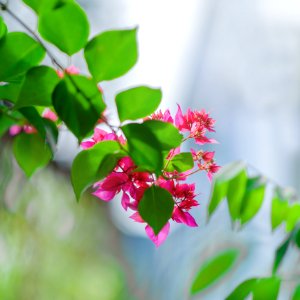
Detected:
left=1, top=0, right=300, bottom=299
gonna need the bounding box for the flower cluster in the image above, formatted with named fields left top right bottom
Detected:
left=82, top=105, right=220, bottom=247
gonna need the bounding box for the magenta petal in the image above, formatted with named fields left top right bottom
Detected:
left=172, top=207, right=198, bottom=227
left=145, top=222, right=170, bottom=247
left=92, top=189, right=116, bottom=201
left=9, top=125, right=22, bottom=136
left=80, top=140, right=95, bottom=149
left=121, top=192, right=130, bottom=211
left=129, top=212, right=144, bottom=223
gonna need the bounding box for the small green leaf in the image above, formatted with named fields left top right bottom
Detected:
left=13, top=133, right=52, bottom=177
left=208, top=161, right=246, bottom=217
left=165, top=152, right=194, bottom=173
left=271, top=190, right=289, bottom=230
left=138, top=185, right=174, bottom=235
left=0, top=32, right=45, bottom=81
left=286, top=204, right=300, bottom=232
left=38, top=2, right=89, bottom=55
left=226, top=169, right=247, bottom=220
left=23, top=0, right=73, bottom=14
left=116, top=86, right=162, bottom=122
left=272, top=234, right=292, bottom=274
left=253, top=277, right=281, bottom=300
left=122, top=123, right=163, bottom=174
left=143, top=120, right=182, bottom=150
left=292, top=285, right=300, bottom=300
left=52, top=75, right=106, bottom=140
left=15, top=66, right=60, bottom=108
left=0, top=16, right=7, bottom=40
left=240, top=176, right=266, bottom=224
left=226, top=278, right=257, bottom=300
left=190, top=249, right=239, bottom=295
left=84, top=28, right=138, bottom=82
left=71, top=141, right=123, bottom=200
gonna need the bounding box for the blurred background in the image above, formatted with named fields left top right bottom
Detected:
left=1, top=0, right=300, bottom=299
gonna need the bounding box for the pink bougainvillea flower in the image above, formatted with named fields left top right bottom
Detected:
left=145, top=222, right=170, bottom=247
left=9, top=125, right=22, bottom=136
left=57, top=65, right=80, bottom=78
left=42, top=109, right=58, bottom=122
left=148, top=109, right=174, bottom=123
left=23, top=125, right=37, bottom=134
left=172, top=206, right=198, bottom=227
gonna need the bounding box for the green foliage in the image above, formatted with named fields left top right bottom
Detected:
left=13, top=133, right=52, bottom=177
left=71, top=141, right=124, bottom=200
left=23, top=0, right=73, bottom=14
left=0, top=112, right=15, bottom=138
left=38, top=2, right=89, bottom=55
left=52, top=75, right=106, bottom=140
left=15, top=66, right=60, bottom=108
left=116, top=86, right=162, bottom=122
left=226, top=277, right=281, bottom=300
left=84, top=28, right=138, bottom=82
left=0, top=16, right=7, bottom=40
left=138, top=185, right=174, bottom=235
left=0, top=82, right=22, bottom=103
left=190, top=249, right=239, bottom=295
left=164, top=152, right=194, bottom=173
left=272, top=234, right=292, bottom=274
left=292, top=285, right=300, bottom=300
left=0, top=32, right=45, bottom=81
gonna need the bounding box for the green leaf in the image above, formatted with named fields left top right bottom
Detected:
left=208, top=161, right=246, bottom=217
left=115, top=86, right=162, bottom=122
left=138, top=185, right=174, bottom=235
left=0, top=82, right=23, bottom=103
left=271, top=190, right=289, bottom=230
left=142, top=120, right=182, bottom=150
left=122, top=123, right=163, bottom=174
left=15, top=66, right=60, bottom=108
left=272, top=234, right=292, bottom=274
left=0, top=16, right=7, bottom=40
left=38, top=2, right=89, bottom=55
left=84, top=28, right=138, bottom=82
left=71, top=141, right=123, bottom=200
left=226, top=278, right=257, bottom=300
left=240, top=176, right=267, bottom=224
left=23, top=0, right=73, bottom=14
left=0, top=32, right=45, bottom=81
left=165, top=152, right=194, bottom=173
left=294, top=228, right=300, bottom=248
left=292, top=285, right=300, bottom=300
left=253, top=277, right=281, bottom=300
left=286, top=204, right=300, bottom=232
left=190, top=249, right=239, bottom=295
left=13, top=133, right=52, bottom=177
left=0, top=112, right=15, bottom=138
left=52, top=75, right=106, bottom=140
left=226, top=169, right=247, bottom=220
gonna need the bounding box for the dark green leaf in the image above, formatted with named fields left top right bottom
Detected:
left=0, top=112, right=15, bottom=138
left=271, top=190, right=289, bottom=230
left=294, top=228, right=300, bottom=248
left=190, top=249, right=239, bottom=295
left=0, top=32, right=45, bottom=81
left=0, top=82, right=23, bottom=103
left=292, top=285, right=300, bottom=300
left=240, top=176, right=267, bottom=224
left=15, top=66, right=60, bottom=108
left=52, top=75, right=106, bottom=140
left=138, top=185, right=174, bottom=235
left=116, top=86, right=162, bottom=122
left=122, top=123, right=163, bottom=174
left=23, top=0, right=73, bottom=14
left=165, top=152, right=194, bottom=173
left=272, top=234, right=292, bottom=274
left=85, top=28, right=138, bottom=82
left=226, top=278, right=257, bottom=300
left=143, top=120, right=182, bottom=150
left=13, top=133, right=52, bottom=177
left=38, top=2, right=89, bottom=55
left=253, top=277, right=281, bottom=300
left=208, top=161, right=246, bottom=217
left=0, top=16, right=7, bottom=40
left=71, top=141, right=123, bottom=200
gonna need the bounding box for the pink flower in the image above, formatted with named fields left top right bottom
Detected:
left=9, top=125, right=22, bottom=136
left=145, top=222, right=170, bottom=247
left=148, top=109, right=174, bottom=123
left=57, top=65, right=80, bottom=78
left=42, top=109, right=58, bottom=122
left=172, top=206, right=197, bottom=227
